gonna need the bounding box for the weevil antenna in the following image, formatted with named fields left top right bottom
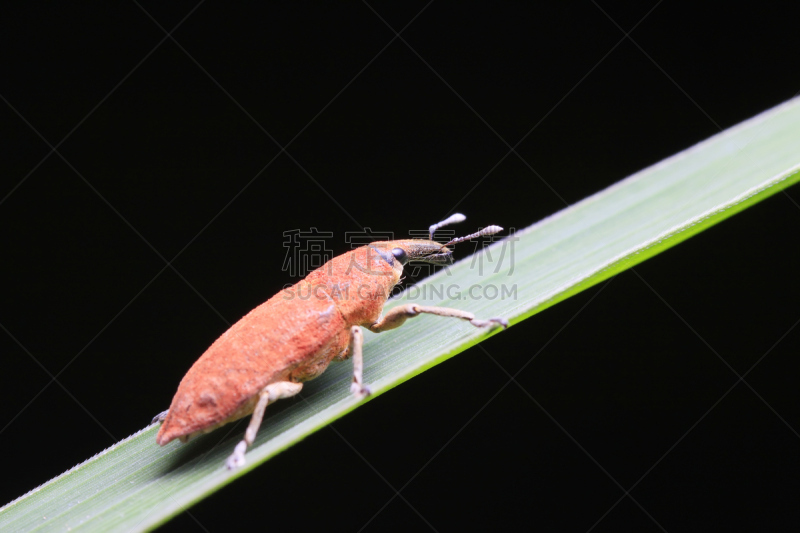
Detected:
left=443, top=225, right=503, bottom=247
left=429, top=213, right=467, bottom=240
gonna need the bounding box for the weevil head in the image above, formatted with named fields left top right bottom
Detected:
left=365, top=217, right=503, bottom=284
left=369, top=239, right=453, bottom=275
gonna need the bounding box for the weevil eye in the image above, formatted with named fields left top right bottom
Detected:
left=392, top=248, right=409, bottom=265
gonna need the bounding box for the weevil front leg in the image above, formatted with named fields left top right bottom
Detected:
left=226, top=381, right=303, bottom=470
left=348, top=326, right=371, bottom=399
left=368, top=304, right=509, bottom=333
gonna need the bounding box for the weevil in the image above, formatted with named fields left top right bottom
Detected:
left=154, top=214, right=508, bottom=469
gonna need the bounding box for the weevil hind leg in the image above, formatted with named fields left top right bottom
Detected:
left=151, top=409, right=169, bottom=425
left=348, top=326, right=371, bottom=399
left=368, top=304, right=508, bottom=333
left=225, top=381, right=303, bottom=470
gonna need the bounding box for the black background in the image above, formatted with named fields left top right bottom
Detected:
left=2, top=2, right=799, bottom=532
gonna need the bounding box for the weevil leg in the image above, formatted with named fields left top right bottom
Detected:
left=226, top=381, right=303, bottom=470
left=151, top=410, right=169, bottom=425
left=368, top=304, right=509, bottom=333
left=348, top=326, right=371, bottom=399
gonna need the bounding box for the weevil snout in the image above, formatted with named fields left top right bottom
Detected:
left=414, top=248, right=454, bottom=266
left=380, top=241, right=454, bottom=266
left=405, top=242, right=454, bottom=266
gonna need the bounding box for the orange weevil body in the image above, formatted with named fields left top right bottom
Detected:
left=154, top=214, right=507, bottom=469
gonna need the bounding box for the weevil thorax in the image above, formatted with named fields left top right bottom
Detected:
left=366, top=238, right=454, bottom=283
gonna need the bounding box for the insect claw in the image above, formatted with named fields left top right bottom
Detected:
left=351, top=382, right=372, bottom=399
left=226, top=441, right=248, bottom=470
left=491, top=317, right=510, bottom=329
left=470, top=317, right=509, bottom=329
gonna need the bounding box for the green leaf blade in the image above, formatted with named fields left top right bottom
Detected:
left=2, top=97, right=799, bottom=532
